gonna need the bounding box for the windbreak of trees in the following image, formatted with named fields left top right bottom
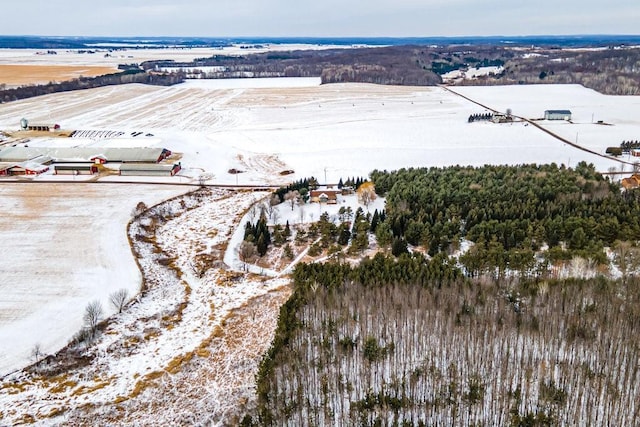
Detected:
left=246, top=258, right=640, bottom=426
left=0, top=70, right=185, bottom=103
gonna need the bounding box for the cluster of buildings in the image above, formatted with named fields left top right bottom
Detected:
left=0, top=146, right=181, bottom=177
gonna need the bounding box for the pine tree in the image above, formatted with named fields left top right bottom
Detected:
left=370, top=209, right=380, bottom=232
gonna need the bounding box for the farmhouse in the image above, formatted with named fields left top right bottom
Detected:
left=544, top=110, right=572, bottom=121
left=310, top=189, right=339, bottom=204
left=621, top=175, right=640, bottom=190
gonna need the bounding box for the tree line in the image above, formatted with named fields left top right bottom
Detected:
left=455, top=46, right=640, bottom=95
left=0, top=70, right=185, bottom=103
left=142, top=45, right=443, bottom=86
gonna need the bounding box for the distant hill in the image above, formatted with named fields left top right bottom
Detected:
left=2, top=35, right=640, bottom=50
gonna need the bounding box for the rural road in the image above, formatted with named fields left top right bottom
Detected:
left=440, top=85, right=636, bottom=168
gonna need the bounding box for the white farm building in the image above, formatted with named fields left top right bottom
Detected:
left=544, top=110, right=572, bottom=121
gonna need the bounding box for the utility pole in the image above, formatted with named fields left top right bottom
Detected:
left=324, top=167, right=327, bottom=186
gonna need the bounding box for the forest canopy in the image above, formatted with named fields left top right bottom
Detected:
left=244, top=162, right=640, bottom=426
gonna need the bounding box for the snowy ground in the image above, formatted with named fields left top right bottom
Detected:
left=441, top=65, right=504, bottom=82
left=0, top=44, right=353, bottom=68
left=0, top=80, right=633, bottom=188
left=0, top=188, right=291, bottom=425
left=0, top=184, right=190, bottom=377
left=0, top=79, right=636, bottom=377
left=2, top=76, right=640, bottom=423
left=454, top=84, right=640, bottom=169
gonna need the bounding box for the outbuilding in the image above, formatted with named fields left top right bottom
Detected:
left=4, top=161, right=49, bottom=175
left=54, top=164, right=98, bottom=175
left=544, top=110, right=572, bottom=121
left=119, top=163, right=181, bottom=176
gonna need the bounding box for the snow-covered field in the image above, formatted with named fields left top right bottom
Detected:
left=455, top=84, right=640, bottom=166
left=0, top=80, right=634, bottom=187
left=2, top=74, right=640, bottom=424
left=441, top=65, right=503, bottom=82
left=0, top=44, right=353, bottom=68
left=0, top=188, right=292, bottom=425
left=0, top=184, right=190, bottom=377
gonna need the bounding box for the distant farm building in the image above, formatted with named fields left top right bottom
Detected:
left=20, top=118, right=60, bottom=132
left=492, top=113, right=513, bottom=124
left=544, top=110, right=572, bottom=121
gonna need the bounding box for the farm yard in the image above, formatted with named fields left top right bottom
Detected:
left=0, top=78, right=636, bottom=187
left=3, top=55, right=640, bottom=424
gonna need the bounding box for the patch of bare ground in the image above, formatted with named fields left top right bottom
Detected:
left=0, top=65, right=119, bottom=87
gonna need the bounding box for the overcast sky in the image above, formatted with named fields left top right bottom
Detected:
left=3, top=0, right=638, bottom=37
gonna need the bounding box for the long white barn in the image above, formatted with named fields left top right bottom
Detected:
left=0, top=146, right=171, bottom=163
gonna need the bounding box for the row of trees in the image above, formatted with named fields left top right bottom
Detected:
left=620, top=140, right=640, bottom=151
left=467, top=113, right=494, bottom=123
left=0, top=70, right=185, bottom=103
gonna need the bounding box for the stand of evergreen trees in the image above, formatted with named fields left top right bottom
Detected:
left=370, top=162, right=640, bottom=273
left=467, top=113, right=494, bottom=123
left=244, top=214, right=272, bottom=257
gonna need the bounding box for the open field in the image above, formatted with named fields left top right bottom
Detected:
left=0, top=79, right=635, bottom=187
left=0, top=65, right=119, bottom=87
left=0, top=183, right=191, bottom=377
left=0, top=44, right=350, bottom=69
left=0, top=188, right=290, bottom=425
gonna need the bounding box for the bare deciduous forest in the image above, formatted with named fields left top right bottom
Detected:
left=142, top=43, right=640, bottom=94
left=249, top=267, right=639, bottom=426
left=443, top=46, right=640, bottom=95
